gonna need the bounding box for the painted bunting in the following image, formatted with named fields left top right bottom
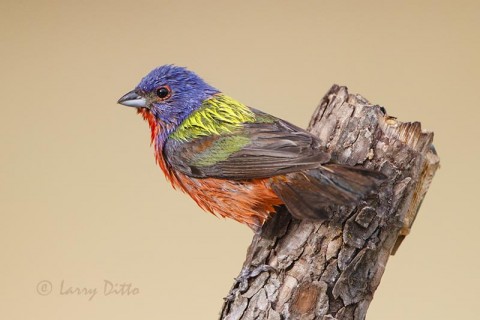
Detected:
left=118, top=65, right=384, bottom=230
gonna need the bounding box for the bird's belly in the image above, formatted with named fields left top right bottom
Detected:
left=175, top=174, right=283, bottom=229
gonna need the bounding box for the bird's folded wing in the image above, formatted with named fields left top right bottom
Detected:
left=164, top=119, right=331, bottom=180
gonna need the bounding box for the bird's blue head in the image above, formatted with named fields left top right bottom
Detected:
left=118, top=65, right=220, bottom=135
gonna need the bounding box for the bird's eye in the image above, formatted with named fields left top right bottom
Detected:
left=156, top=86, right=171, bottom=100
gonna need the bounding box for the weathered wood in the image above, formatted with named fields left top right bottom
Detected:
left=219, top=85, right=439, bottom=320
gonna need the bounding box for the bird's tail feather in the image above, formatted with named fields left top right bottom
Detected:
left=271, top=164, right=386, bottom=220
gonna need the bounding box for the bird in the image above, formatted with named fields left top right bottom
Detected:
left=117, top=65, right=385, bottom=230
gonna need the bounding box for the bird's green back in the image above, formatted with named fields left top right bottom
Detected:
left=169, top=94, right=273, bottom=141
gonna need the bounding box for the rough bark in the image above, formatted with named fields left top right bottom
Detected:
left=219, top=85, right=439, bottom=320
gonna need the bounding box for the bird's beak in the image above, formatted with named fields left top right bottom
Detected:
left=117, top=90, right=148, bottom=108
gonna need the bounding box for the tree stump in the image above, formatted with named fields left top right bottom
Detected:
left=219, top=85, right=439, bottom=320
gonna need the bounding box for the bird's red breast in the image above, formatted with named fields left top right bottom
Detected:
left=175, top=174, right=283, bottom=229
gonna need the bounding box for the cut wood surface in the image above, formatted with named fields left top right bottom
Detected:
left=219, top=85, right=439, bottom=320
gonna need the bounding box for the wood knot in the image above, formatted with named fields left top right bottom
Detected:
left=291, top=282, right=321, bottom=316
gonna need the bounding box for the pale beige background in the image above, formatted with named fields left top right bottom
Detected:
left=1, top=0, right=478, bottom=319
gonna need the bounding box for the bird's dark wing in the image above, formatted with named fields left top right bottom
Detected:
left=164, top=117, right=331, bottom=180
